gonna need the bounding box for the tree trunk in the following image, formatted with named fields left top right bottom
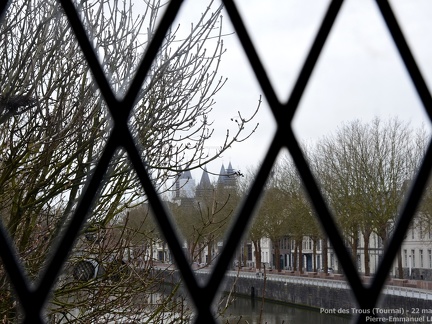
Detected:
left=352, top=228, right=358, bottom=264
left=189, top=239, right=197, bottom=262
left=363, top=230, right=371, bottom=276
left=397, top=247, right=403, bottom=279
left=244, top=241, right=248, bottom=267
left=253, top=239, right=262, bottom=271
left=323, top=238, right=328, bottom=273
left=207, top=236, right=213, bottom=265
left=273, top=239, right=281, bottom=272
left=313, top=238, right=317, bottom=272
left=298, top=238, right=303, bottom=274
left=198, top=243, right=202, bottom=264
left=150, top=239, right=154, bottom=266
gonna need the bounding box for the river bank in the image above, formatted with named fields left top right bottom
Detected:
left=156, top=266, right=432, bottom=319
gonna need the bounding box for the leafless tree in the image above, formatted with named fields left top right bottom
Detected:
left=314, top=118, right=426, bottom=276
left=0, top=0, right=259, bottom=321
left=276, top=154, right=318, bottom=273
left=238, top=166, right=267, bottom=272
left=170, top=175, right=240, bottom=267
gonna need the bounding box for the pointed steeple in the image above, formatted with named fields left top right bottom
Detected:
left=217, top=164, right=226, bottom=185
left=199, top=167, right=212, bottom=189
left=180, top=170, right=192, bottom=180
left=219, top=164, right=226, bottom=176
left=196, top=166, right=213, bottom=198
left=226, top=162, right=234, bottom=175
left=217, top=162, right=237, bottom=188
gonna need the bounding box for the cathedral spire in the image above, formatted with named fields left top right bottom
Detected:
left=196, top=166, right=213, bottom=198
left=217, top=162, right=237, bottom=188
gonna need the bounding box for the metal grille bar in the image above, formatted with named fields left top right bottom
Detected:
left=0, top=1, right=431, bottom=323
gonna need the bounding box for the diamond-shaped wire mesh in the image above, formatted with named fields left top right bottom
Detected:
left=0, top=0, right=431, bottom=323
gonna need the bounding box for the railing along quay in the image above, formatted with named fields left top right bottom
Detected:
left=194, top=269, right=432, bottom=301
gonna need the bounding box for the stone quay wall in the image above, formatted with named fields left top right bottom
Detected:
left=158, top=269, right=432, bottom=313
left=212, top=274, right=432, bottom=312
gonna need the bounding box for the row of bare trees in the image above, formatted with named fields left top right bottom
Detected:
left=64, top=117, right=428, bottom=321
left=0, top=0, right=259, bottom=322
left=245, top=118, right=430, bottom=277
left=171, top=182, right=239, bottom=265
left=244, top=154, right=321, bottom=273
left=70, top=116, right=428, bottom=324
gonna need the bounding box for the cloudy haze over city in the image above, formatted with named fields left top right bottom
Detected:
left=172, top=0, right=432, bottom=180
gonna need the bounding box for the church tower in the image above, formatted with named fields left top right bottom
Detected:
left=196, top=166, right=213, bottom=198
left=217, top=162, right=237, bottom=189
left=174, top=170, right=195, bottom=201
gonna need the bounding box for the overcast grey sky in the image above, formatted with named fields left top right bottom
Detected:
left=173, top=0, right=432, bottom=180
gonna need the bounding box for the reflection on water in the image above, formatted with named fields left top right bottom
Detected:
left=221, top=296, right=351, bottom=324
left=147, top=284, right=350, bottom=323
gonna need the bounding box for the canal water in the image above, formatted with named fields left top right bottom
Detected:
left=221, top=296, right=351, bottom=324
left=149, top=283, right=351, bottom=323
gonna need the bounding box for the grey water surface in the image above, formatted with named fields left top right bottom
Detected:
left=222, top=296, right=351, bottom=324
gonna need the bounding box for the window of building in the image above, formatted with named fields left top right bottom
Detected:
left=412, top=249, right=416, bottom=268
left=404, top=250, right=407, bottom=267
left=420, top=249, right=424, bottom=268
left=429, top=250, right=432, bottom=269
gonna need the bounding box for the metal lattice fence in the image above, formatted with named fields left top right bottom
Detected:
left=1, top=0, right=431, bottom=323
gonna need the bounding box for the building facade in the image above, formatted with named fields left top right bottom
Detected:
left=163, top=170, right=432, bottom=280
